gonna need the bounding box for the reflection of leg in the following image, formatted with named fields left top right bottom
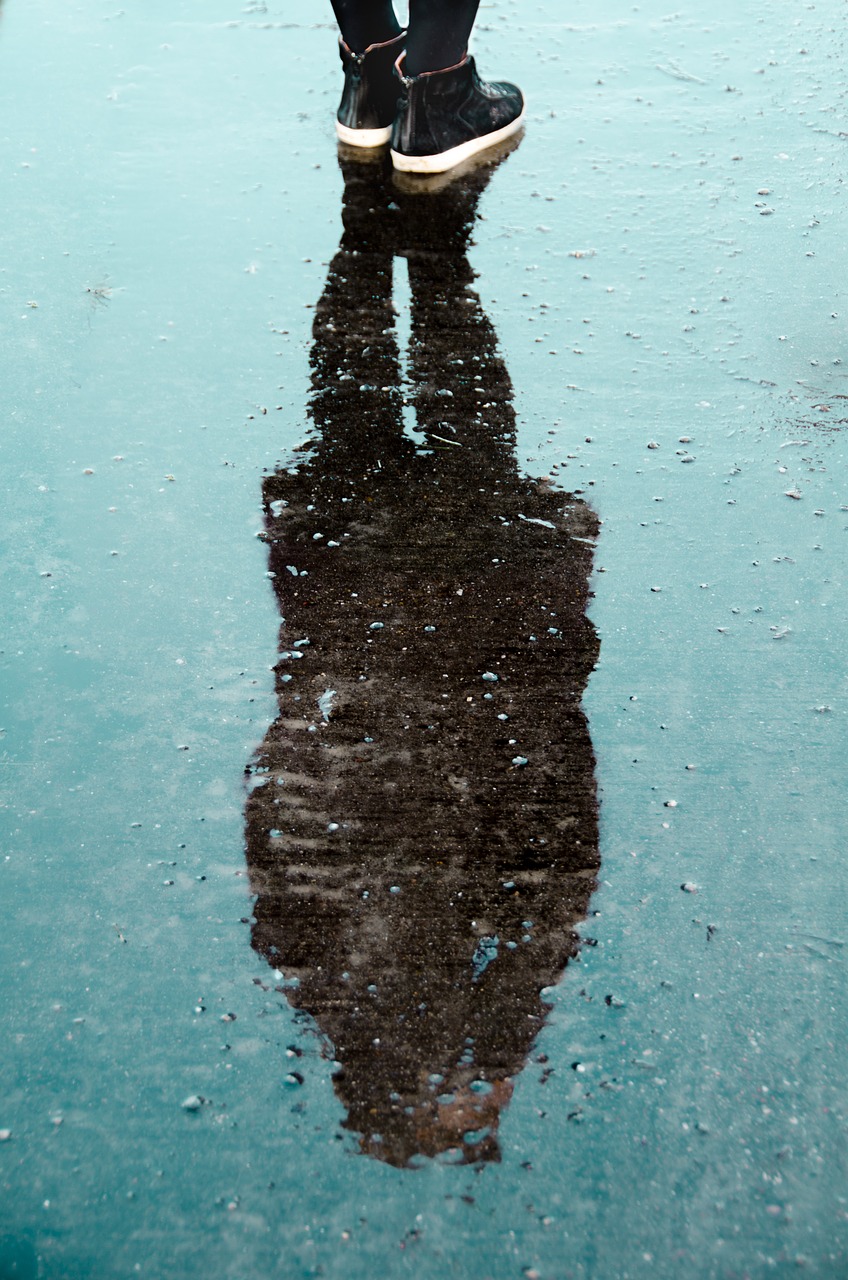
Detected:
left=406, top=247, right=516, bottom=470
left=404, top=0, right=480, bottom=76
left=306, top=157, right=406, bottom=477
left=397, top=172, right=518, bottom=474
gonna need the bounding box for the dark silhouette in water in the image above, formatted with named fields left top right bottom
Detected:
left=245, top=145, right=600, bottom=1167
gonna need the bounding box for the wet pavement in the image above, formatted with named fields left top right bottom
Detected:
left=2, top=1, right=847, bottom=1277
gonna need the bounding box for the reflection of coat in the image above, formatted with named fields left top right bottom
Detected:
left=244, top=151, right=600, bottom=1167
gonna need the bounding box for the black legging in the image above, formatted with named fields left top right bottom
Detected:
left=330, top=0, right=481, bottom=75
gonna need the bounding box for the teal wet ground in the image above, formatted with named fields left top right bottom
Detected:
left=2, top=1, right=847, bottom=1276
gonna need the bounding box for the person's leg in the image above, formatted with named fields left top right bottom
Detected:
left=329, top=0, right=402, bottom=53
left=403, top=0, right=480, bottom=76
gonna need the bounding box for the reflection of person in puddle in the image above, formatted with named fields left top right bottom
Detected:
left=245, top=143, right=600, bottom=1168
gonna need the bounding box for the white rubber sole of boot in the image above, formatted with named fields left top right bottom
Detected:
left=390, top=108, right=526, bottom=175
left=335, top=120, right=393, bottom=147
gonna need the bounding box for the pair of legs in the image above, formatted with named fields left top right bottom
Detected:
left=330, top=0, right=524, bottom=175
left=330, top=0, right=480, bottom=76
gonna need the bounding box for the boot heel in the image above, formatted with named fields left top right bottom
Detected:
left=336, top=33, right=406, bottom=148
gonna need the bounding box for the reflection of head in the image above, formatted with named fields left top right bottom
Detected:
left=357, top=1080, right=515, bottom=1168
left=245, top=147, right=600, bottom=1168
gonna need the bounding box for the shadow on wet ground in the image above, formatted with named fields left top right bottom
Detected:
left=245, top=145, right=600, bottom=1167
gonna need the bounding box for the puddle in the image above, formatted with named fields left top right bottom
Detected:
left=1, top=0, right=846, bottom=1276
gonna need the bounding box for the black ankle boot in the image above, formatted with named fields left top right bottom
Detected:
left=336, top=32, right=406, bottom=148
left=390, top=55, right=524, bottom=175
